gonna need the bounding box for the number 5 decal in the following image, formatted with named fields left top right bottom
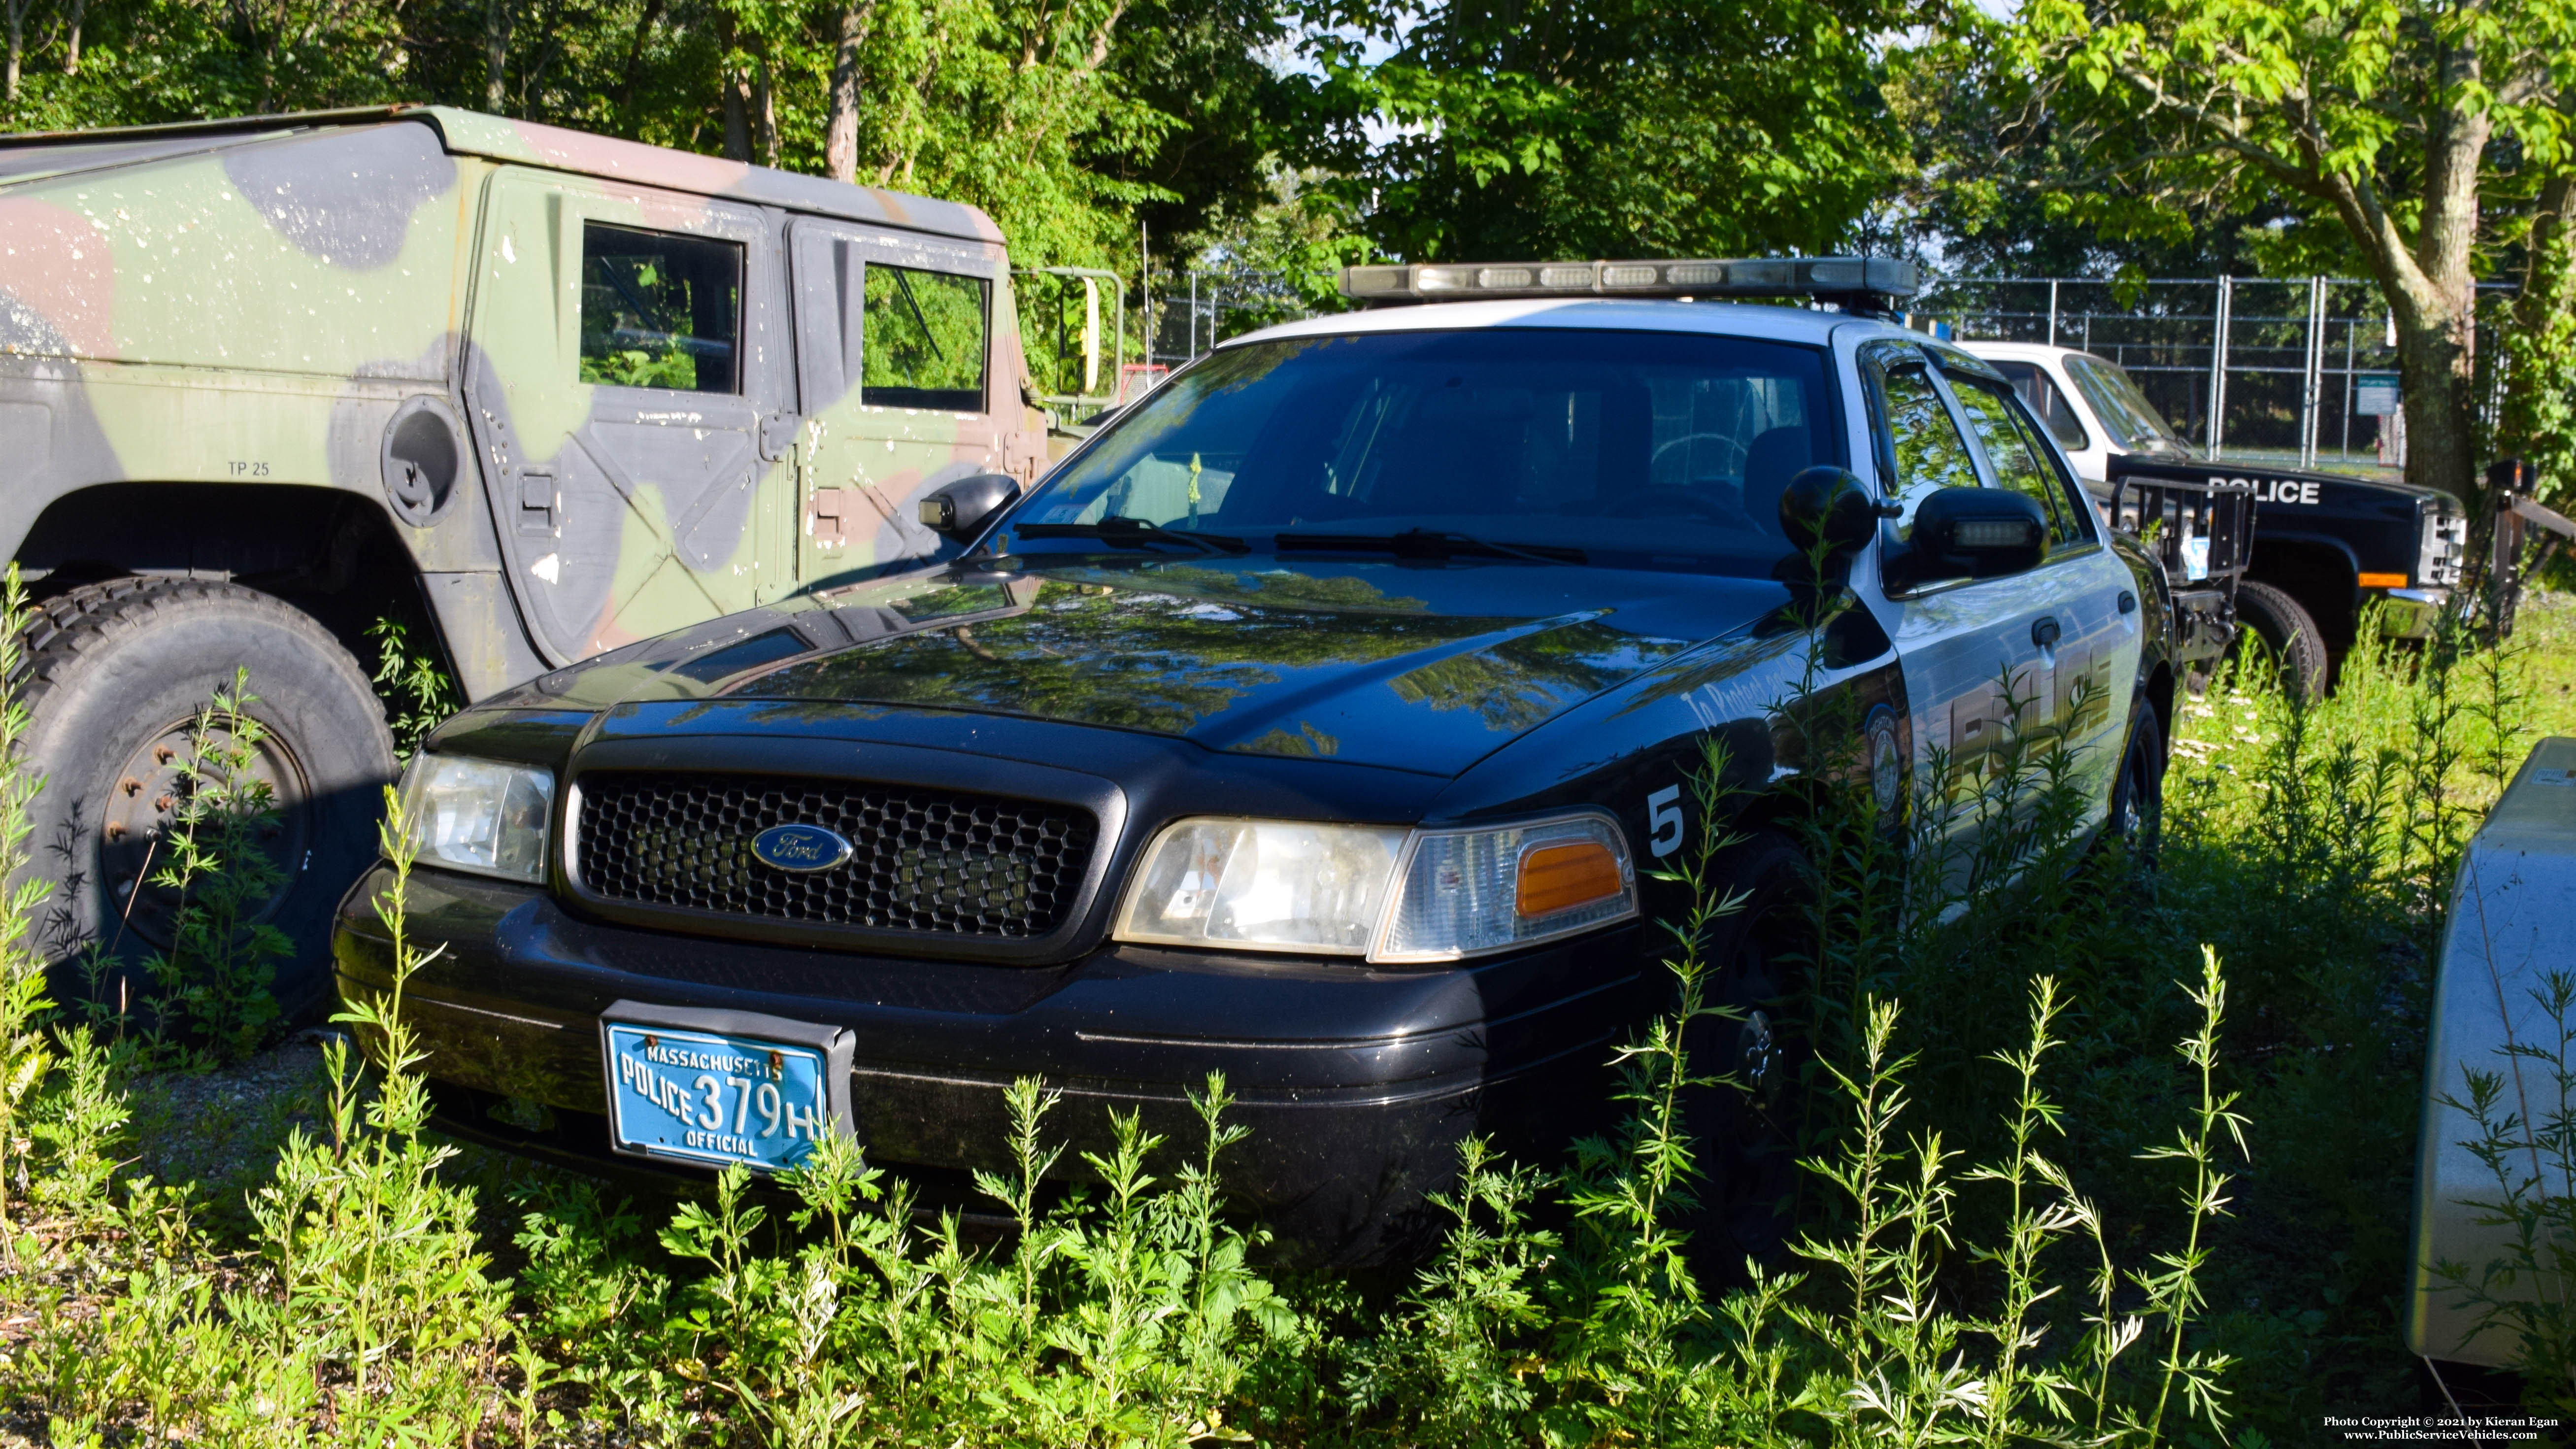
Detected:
left=1647, top=785, right=1683, bottom=857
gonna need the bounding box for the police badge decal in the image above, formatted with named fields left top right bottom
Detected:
left=1866, top=705, right=1902, bottom=816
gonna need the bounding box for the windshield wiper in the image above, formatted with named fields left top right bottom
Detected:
left=1273, top=528, right=1585, bottom=566
left=1011, top=516, right=1250, bottom=555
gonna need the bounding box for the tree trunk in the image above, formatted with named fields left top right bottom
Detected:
left=2393, top=300, right=2479, bottom=504
left=63, top=0, right=83, bottom=75
left=484, top=0, right=510, bottom=113
left=824, top=0, right=874, bottom=185
left=615, top=0, right=664, bottom=122
left=754, top=46, right=776, bottom=168
left=720, top=70, right=752, bottom=162
left=2496, top=174, right=2576, bottom=506
left=5, top=0, right=24, bottom=104
left=2395, top=45, right=2492, bottom=506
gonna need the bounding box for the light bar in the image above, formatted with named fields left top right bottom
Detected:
left=1338, top=256, right=1918, bottom=307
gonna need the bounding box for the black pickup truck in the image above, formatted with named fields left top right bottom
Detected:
left=1967, top=344, right=2469, bottom=695
left=2109, top=454, right=2467, bottom=692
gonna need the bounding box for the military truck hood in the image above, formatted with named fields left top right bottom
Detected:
left=501, top=556, right=1787, bottom=776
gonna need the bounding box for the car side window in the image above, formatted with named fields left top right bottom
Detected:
left=1873, top=359, right=1979, bottom=538
left=1950, top=379, right=2084, bottom=548
left=862, top=265, right=988, bottom=410
left=577, top=222, right=743, bottom=394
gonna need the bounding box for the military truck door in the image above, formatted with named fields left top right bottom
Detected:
left=785, top=219, right=1025, bottom=587
left=465, top=168, right=792, bottom=664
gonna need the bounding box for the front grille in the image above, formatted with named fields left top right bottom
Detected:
left=576, top=772, right=1098, bottom=938
left=2422, top=504, right=2469, bottom=588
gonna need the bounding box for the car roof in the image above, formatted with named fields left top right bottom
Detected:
left=0, top=104, right=1002, bottom=246
left=1226, top=297, right=1911, bottom=349
left=1957, top=340, right=2107, bottom=367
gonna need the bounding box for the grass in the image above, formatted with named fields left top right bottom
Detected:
left=2, top=577, right=2573, bottom=1444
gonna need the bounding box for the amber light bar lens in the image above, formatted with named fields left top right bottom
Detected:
left=2358, top=572, right=2409, bottom=588
left=1516, top=841, right=1625, bottom=917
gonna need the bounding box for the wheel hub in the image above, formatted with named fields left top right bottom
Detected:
left=1736, top=1008, right=1777, bottom=1097
left=98, top=717, right=312, bottom=950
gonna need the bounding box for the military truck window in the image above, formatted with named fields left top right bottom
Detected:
left=862, top=266, right=987, bottom=409
left=1875, top=360, right=1979, bottom=536
left=1952, top=379, right=2083, bottom=547
left=577, top=224, right=743, bottom=394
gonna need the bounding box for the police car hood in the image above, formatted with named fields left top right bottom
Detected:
left=528, top=556, right=1788, bottom=776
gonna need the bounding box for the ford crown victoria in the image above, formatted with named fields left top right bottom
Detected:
left=334, top=257, right=2178, bottom=1263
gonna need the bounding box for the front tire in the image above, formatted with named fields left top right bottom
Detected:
left=17, top=577, right=396, bottom=1025
left=1679, top=830, right=1811, bottom=1276
left=2232, top=579, right=2329, bottom=701
left=2106, top=700, right=2165, bottom=860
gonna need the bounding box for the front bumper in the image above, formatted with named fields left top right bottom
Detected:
left=334, top=865, right=1647, bottom=1264
left=2374, top=586, right=2449, bottom=640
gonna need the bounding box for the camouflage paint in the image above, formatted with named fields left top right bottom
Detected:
left=0, top=105, right=1045, bottom=695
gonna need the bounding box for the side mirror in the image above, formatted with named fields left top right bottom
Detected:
left=917, top=472, right=1022, bottom=539
left=1776, top=466, right=1885, bottom=554
left=1908, top=487, right=2047, bottom=578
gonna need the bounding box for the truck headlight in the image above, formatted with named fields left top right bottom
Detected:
left=397, top=753, right=556, bottom=883
left=1112, top=811, right=1636, bottom=962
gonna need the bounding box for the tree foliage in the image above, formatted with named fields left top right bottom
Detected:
left=1299, top=0, right=1923, bottom=263
left=2008, top=0, right=2576, bottom=504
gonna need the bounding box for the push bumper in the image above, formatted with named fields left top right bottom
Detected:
left=333, top=864, right=1646, bottom=1263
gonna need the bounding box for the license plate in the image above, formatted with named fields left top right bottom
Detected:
left=599, top=1001, right=854, bottom=1174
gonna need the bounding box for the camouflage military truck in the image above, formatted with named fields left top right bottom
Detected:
left=0, top=105, right=1048, bottom=1014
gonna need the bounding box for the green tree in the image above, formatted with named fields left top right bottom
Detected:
left=1302, top=0, right=1920, bottom=263
left=2013, top=0, right=2576, bottom=507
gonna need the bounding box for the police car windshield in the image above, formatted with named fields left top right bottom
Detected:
left=1009, top=328, right=1836, bottom=577
left=2063, top=355, right=2195, bottom=457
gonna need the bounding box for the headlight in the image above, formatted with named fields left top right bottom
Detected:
left=397, top=753, right=555, bottom=883
left=1112, top=811, right=1636, bottom=963
left=1115, top=819, right=1408, bottom=954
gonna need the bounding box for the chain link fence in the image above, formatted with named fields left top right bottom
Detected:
left=1910, top=275, right=2526, bottom=481
left=1087, top=268, right=2514, bottom=485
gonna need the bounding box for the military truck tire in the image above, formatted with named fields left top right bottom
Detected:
left=15, top=577, right=396, bottom=1026
left=1679, top=829, right=1811, bottom=1278
left=2232, top=580, right=2329, bottom=701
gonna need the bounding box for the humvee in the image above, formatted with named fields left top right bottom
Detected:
left=0, top=105, right=1048, bottom=1013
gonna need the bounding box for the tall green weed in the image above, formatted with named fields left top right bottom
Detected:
left=3, top=585, right=2563, bottom=1444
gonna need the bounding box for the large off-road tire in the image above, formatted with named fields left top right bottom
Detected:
left=2232, top=579, right=2330, bottom=702
left=17, top=577, right=395, bottom=1024
left=1678, top=829, right=1811, bottom=1279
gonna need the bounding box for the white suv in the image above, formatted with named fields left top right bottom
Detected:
left=1956, top=342, right=2201, bottom=494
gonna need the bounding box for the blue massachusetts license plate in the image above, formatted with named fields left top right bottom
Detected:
left=601, top=1004, right=853, bottom=1174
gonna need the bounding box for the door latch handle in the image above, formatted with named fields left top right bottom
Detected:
left=760, top=413, right=799, bottom=462
left=2031, top=616, right=2062, bottom=649
left=516, top=467, right=558, bottom=536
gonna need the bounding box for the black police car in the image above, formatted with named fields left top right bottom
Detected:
left=335, top=257, right=2176, bottom=1263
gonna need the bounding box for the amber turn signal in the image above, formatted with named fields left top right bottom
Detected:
left=1516, top=841, right=1625, bottom=917
left=2357, top=572, right=2408, bottom=589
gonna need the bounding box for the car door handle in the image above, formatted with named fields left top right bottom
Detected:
left=2032, top=616, right=2062, bottom=649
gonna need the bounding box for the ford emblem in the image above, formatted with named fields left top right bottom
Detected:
left=750, top=823, right=854, bottom=873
